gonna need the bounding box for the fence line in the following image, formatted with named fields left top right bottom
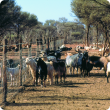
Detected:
left=0, top=36, right=64, bottom=47
left=0, top=37, right=64, bottom=108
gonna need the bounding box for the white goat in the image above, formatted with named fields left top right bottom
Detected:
left=6, top=64, right=20, bottom=86
left=45, top=61, right=54, bottom=85
left=25, top=57, right=37, bottom=86
left=106, top=62, right=110, bottom=83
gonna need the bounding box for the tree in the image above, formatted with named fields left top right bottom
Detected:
left=71, top=0, right=96, bottom=46
left=56, top=20, right=85, bottom=44
left=44, top=20, right=57, bottom=27
left=0, top=0, right=21, bottom=39
left=90, top=0, right=110, bottom=9
left=13, top=11, right=38, bottom=48
left=71, top=0, right=110, bottom=47
left=59, top=17, right=68, bottom=23
left=89, top=0, right=110, bottom=53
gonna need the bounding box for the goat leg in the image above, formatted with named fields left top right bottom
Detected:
left=44, top=80, right=46, bottom=87
left=41, top=80, right=43, bottom=88
left=107, top=77, right=109, bottom=83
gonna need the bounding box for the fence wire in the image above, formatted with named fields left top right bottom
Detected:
left=0, top=38, right=64, bottom=108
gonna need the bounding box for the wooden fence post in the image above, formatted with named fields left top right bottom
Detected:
left=19, top=37, right=22, bottom=86
left=49, top=37, right=51, bottom=50
left=37, top=38, right=40, bottom=51
left=36, top=39, right=38, bottom=57
left=54, top=37, right=56, bottom=50
left=2, top=39, right=7, bottom=104
left=47, top=37, right=49, bottom=50
left=52, top=37, right=54, bottom=50
left=46, top=38, right=48, bottom=50
left=36, top=39, right=39, bottom=57
left=40, top=39, right=43, bottom=50
left=45, top=37, right=47, bottom=50
left=42, top=37, right=45, bottom=50
left=28, top=39, right=32, bottom=57
left=1, top=61, right=3, bottom=87
left=27, top=39, right=32, bottom=77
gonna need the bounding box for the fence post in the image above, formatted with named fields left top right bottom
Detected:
left=45, top=37, right=47, bottom=50
left=36, top=39, right=38, bottom=57
left=36, top=39, right=39, bottom=57
left=54, top=36, right=56, bottom=50
left=28, top=39, right=32, bottom=57
left=19, top=37, right=22, bottom=86
left=39, top=39, right=41, bottom=51
left=40, top=39, right=42, bottom=50
left=46, top=38, right=48, bottom=50
left=28, top=39, right=32, bottom=77
left=1, top=59, right=3, bottom=87
left=51, top=37, right=54, bottom=50
left=42, top=37, right=45, bottom=50
left=43, top=37, right=45, bottom=50
left=49, top=37, right=51, bottom=50
left=47, top=37, right=49, bottom=50
left=2, top=39, right=7, bottom=104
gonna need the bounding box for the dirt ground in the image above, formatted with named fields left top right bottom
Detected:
left=3, top=44, right=110, bottom=110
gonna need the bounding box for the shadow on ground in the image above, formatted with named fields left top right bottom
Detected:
left=6, top=102, right=62, bottom=106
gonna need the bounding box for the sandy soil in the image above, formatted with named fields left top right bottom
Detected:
left=4, top=44, right=110, bottom=110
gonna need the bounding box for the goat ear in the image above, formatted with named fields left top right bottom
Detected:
left=89, top=61, right=93, bottom=64
left=36, top=58, right=39, bottom=62
left=39, top=58, right=42, bottom=61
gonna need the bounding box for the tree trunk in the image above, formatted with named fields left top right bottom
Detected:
left=3, top=39, right=7, bottom=104
left=108, top=31, right=110, bottom=54
left=86, top=25, right=90, bottom=46
left=17, top=24, right=20, bottom=50
left=103, top=28, right=108, bottom=56
left=96, top=25, right=98, bottom=48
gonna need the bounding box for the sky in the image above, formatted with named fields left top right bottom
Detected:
left=15, top=0, right=77, bottom=24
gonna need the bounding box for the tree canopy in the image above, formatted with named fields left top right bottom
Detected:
left=0, top=0, right=85, bottom=46
left=71, top=0, right=110, bottom=46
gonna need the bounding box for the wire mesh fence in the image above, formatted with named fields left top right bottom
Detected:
left=0, top=47, right=33, bottom=108
left=0, top=37, right=64, bottom=108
